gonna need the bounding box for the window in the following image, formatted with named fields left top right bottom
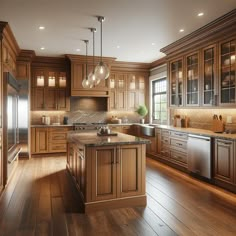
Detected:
left=152, top=78, right=167, bottom=124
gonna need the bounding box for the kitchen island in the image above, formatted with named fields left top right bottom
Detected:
left=67, top=130, right=150, bottom=213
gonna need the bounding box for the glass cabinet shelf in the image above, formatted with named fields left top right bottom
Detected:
left=170, top=59, right=183, bottom=106
left=220, top=39, right=236, bottom=104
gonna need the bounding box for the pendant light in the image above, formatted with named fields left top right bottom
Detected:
left=82, top=40, right=91, bottom=88
left=88, top=28, right=100, bottom=86
left=94, top=16, right=110, bottom=80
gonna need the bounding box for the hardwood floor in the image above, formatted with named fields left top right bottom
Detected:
left=0, top=156, right=236, bottom=236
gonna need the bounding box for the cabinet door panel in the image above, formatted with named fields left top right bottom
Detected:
left=32, top=88, right=45, bottom=110
left=57, top=88, right=69, bottom=110
left=35, top=128, right=48, bottom=153
left=91, top=146, right=117, bottom=201
left=127, top=91, right=137, bottom=110
left=117, top=91, right=126, bottom=110
left=45, top=88, right=57, bottom=110
left=109, top=90, right=116, bottom=110
left=214, top=139, right=234, bottom=183
left=118, top=145, right=143, bottom=198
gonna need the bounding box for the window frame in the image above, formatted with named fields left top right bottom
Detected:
left=151, top=77, right=168, bottom=124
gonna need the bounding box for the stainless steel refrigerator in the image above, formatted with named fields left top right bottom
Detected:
left=18, top=79, right=29, bottom=158
left=3, top=73, right=29, bottom=185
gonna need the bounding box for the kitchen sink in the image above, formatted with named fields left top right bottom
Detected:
left=141, top=125, right=155, bottom=137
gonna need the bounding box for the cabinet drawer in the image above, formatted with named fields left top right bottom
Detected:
left=49, top=132, right=67, bottom=141
left=160, top=145, right=170, bottom=157
left=49, top=143, right=67, bottom=152
left=170, top=138, right=187, bottom=151
left=170, top=131, right=188, bottom=140
left=161, top=129, right=170, bottom=136
left=49, top=127, right=70, bottom=132
left=170, top=150, right=187, bottom=164
left=161, top=136, right=170, bottom=145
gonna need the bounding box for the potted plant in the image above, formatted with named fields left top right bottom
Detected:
left=136, top=105, right=148, bottom=124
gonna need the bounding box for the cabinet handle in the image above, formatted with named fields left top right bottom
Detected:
left=219, top=141, right=231, bottom=145
left=176, top=143, right=183, bottom=146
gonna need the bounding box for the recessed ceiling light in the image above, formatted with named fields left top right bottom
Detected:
left=76, top=48, right=81, bottom=52
left=179, top=29, right=184, bottom=33
left=117, top=45, right=120, bottom=49
left=40, top=47, right=45, bottom=50
left=151, top=43, right=156, bottom=46
left=39, top=26, right=45, bottom=30
left=198, top=12, right=204, bottom=17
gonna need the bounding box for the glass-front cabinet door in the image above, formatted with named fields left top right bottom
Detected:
left=202, top=45, right=216, bottom=106
left=186, top=52, right=199, bottom=106
left=169, top=59, right=183, bottom=106
left=220, top=39, right=236, bottom=105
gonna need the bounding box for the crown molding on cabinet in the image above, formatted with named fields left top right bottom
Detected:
left=160, top=9, right=236, bottom=58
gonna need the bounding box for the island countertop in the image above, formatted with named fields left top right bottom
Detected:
left=67, top=130, right=151, bottom=146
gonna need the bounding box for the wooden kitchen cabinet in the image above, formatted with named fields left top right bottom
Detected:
left=214, top=139, right=234, bottom=184
left=219, top=38, right=236, bottom=105
left=169, top=58, right=184, bottom=106
left=33, top=128, right=48, bottom=154
left=186, top=52, right=200, bottom=106
left=109, top=72, right=147, bottom=111
left=48, top=127, right=70, bottom=153
left=31, top=127, right=72, bottom=154
left=31, top=68, right=70, bottom=111
left=202, top=45, right=217, bottom=106
left=16, top=61, right=31, bottom=80
left=91, top=144, right=144, bottom=201
left=109, top=73, right=127, bottom=110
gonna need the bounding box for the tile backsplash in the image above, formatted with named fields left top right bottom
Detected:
left=171, top=108, right=236, bottom=131
left=31, top=110, right=143, bottom=125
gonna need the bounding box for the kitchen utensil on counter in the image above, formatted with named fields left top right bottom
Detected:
left=63, top=116, right=68, bottom=124
left=45, top=116, right=50, bottom=125
left=212, top=114, right=224, bottom=133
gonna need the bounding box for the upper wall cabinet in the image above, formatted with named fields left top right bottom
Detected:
left=219, top=39, right=236, bottom=106
left=185, top=52, right=200, bottom=106
left=108, top=71, right=148, bottom=111
left=169, top=58, right=183, bottom=107
left=202, top=45, right=217, bottom=106
left=161, top=9, right=236, bottom=108
left=31, top=59, right=70, bottom=111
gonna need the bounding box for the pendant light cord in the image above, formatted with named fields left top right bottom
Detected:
left=100, top=18, right=103, bottom=62
left=93, top=29, right=95, bottom=71
left=84, top=40, right=88, bottom=80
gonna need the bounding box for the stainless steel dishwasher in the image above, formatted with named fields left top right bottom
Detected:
left=187, top=134, right=212, bottom=179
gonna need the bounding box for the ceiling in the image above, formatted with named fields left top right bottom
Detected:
left=1, top=0, right=236, bottom=63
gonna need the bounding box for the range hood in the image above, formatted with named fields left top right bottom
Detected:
left=70, top=97, right=108, bottom=111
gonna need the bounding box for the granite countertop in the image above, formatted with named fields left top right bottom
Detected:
left=67, top=130, right=151, bottom=147
left=31, top=124, right=74, bottom=127
left=150, top=124, right=236, bottom=140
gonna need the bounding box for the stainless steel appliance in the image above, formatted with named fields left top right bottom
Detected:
left=3, top=72, right=21, bottom=184
left=187, top=134, right=212, bottom=179
left=18, top=79, right=29, bottom=158
left=73, top=123, right=107, bottom=131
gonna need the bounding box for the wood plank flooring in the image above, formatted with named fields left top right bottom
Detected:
left=0, top=156, right=236, bottom=236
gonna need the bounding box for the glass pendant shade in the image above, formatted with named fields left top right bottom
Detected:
left=95, top=16, right=110, bottom=81
left=82, top=76, right=91, bottom=88
left=95, top=61, right=110, bottom=80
